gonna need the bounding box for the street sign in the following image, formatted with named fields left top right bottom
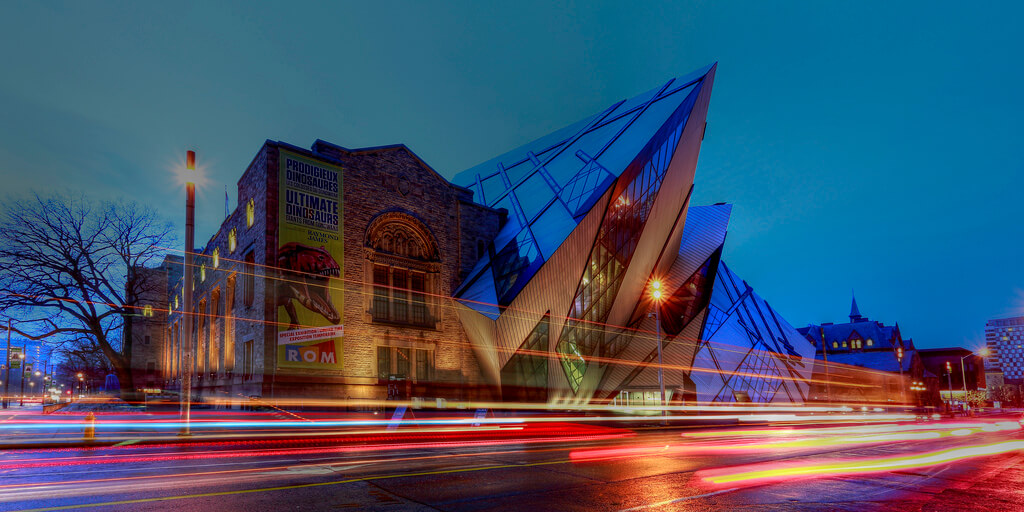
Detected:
left=9, top=347, right=21, bottom=369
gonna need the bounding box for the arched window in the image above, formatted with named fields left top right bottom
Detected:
left=246, top=199, right=255, bottom=228
left=832, top=341, right=838, bottom=349
left=364, top=212, right=440, bottom=328
left=143, top=305, right=154, bottom=317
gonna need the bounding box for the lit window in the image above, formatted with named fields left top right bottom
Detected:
left=842, top=341, right=848, bottom=348
left=832, top=341, right=838, bottom=349
left=212, top=248, right=219, bottom=269
left=228, top=229, right=237, bottom=253
left=200, top=264, right=206, bottom=282
left=174, top=295, right=179, bottom=309
left=143, top=305, right=154, bottom=317
left=246, top=199, right=255, bottom=228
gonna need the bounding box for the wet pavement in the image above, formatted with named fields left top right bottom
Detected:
left=0, top=416, right=1022, bottom=511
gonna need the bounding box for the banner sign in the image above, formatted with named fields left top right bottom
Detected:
left=276, top=149, right=345, bottom=370
left=9, top=347, right=22, bottom=369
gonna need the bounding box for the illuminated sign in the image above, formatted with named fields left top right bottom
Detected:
left=276, top=149, right=344, bottom=370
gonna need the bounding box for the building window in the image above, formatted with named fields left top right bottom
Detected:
left=144, top=335, right=150, bottom=345
left=415, top=349, right=432, bottom=381
left=371, top=266, right=432, bottom=327
left=842, top=341, right=848, bottom=348
left=143, top=305, right=154, bottom=317
left=365, top=213, right=440, bottom=329
left=174, top=295, right=179, bottom=309
left=832, top=341, right=838, bottom=349
left=866, top=338, right=873, bottom=347
left=243, top=250, right=255, bottom=308
left=396, top=348, right=410, bottom=378
left=377, top=346, right=391, bottom=379
left=228, top=229, right=237, bottom=253
left=225, top=276, right=236, bottom=372
left=212, top=248, right=220, bottom=269
left=200, top=264, right=206, bottom=282
left=476, top=239, right=486, bottom=259
left=243, top=340, right=254, bottom=380
left=246, top=199, right=255, bottom=228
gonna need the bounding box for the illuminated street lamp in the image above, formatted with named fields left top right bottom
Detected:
left=180, top=149, right=197, bottom=436
left=650, top=280, right=666, bottom=422
left=960, top=348, right=990, bottom=409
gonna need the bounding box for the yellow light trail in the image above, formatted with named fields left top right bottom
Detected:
left=701, top=440, right=1024, bottom=485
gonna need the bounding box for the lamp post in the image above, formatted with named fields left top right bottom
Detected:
left=3, top=319, right=9, bottom=408
left=18, top=353, right=26, bottom=406
left=180, top=150, right=196, bottom=436
left=896, top=345, right=905, bottom=404
left=650, top=280, right=666, bottom=423
left=945, top=361, right=953, bottom=412
left=960, top=348, right=990, bottom=411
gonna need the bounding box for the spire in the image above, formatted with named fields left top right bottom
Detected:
left=850, top=290, right=862, bottom=322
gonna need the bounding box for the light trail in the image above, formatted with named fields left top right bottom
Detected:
left=700, top=439, right=1024, bottom=486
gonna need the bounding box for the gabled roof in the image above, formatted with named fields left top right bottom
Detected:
left=452, top=64, right=717, bottom=316
left=822, top=350, right=914, bottom=373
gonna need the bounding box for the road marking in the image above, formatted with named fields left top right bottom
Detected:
left=617, top=488, right=739, bottom=511
left=114, top=439, right=139, bottom=446
left=9, top=458, right=573, bottom=512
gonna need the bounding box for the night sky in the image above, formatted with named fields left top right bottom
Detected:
left=1, top=1, right=1021, bottom=349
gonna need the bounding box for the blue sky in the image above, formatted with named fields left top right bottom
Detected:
left=1, top=1, right=1021, bottom=348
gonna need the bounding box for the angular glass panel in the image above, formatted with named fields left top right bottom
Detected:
left=500, top=314, right=550, bottom=402
left=534, top=202, right=577, bottom=260
left=660, top=251, right=718, bottom=335
left=480, top=174, right=508, bottom=206
left=492, top=228, right=541, bottom=303
left=514, top=170, right=557, bottom=223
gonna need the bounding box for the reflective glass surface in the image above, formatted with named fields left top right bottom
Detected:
left=452, top=65, right=715, bottom=316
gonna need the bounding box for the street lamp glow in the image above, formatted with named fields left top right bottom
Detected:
left=978, top=347, right=990, bottom=357
left=651, top=280, right=662, bottom=300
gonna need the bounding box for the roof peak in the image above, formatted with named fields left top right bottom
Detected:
left=850, top=290, right=863, bottom=322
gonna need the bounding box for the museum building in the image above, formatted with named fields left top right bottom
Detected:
left=137, top=63, right=821, bottom=405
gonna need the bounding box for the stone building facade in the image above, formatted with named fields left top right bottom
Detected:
left=129, top=255, right=181, bottom=391
left=153, top=139, right=502, bottom=402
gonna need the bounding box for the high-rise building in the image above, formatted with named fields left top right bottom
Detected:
left=986, top=315, right=1024, bottom=384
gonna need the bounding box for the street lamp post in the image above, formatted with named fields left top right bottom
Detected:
left=945, top=361, right=953, bottom=412
left=896, top=345, right=905, bottom=404
left=180, top=150, right=196, bottom=436
left=650, top=280, right=666, bottom=423
left=3, top=319, right=9, bottom=408
left=18, top=353, right=26, bottom=406
left=960, top=348, right=990, bottom=411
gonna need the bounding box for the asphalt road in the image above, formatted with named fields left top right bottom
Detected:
left=1, top=417, right=1023, bottom=511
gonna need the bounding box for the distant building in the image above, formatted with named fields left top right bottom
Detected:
left=917, top=347, right=985, bottom=405
left=798, top=297, right=934, bottom=405
left=128, top=254, right=182, bottom=391
left=985, top=315, right=1024, bottom=384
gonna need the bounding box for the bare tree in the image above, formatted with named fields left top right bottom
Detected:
left=0, top=192, right=173, bottom=395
